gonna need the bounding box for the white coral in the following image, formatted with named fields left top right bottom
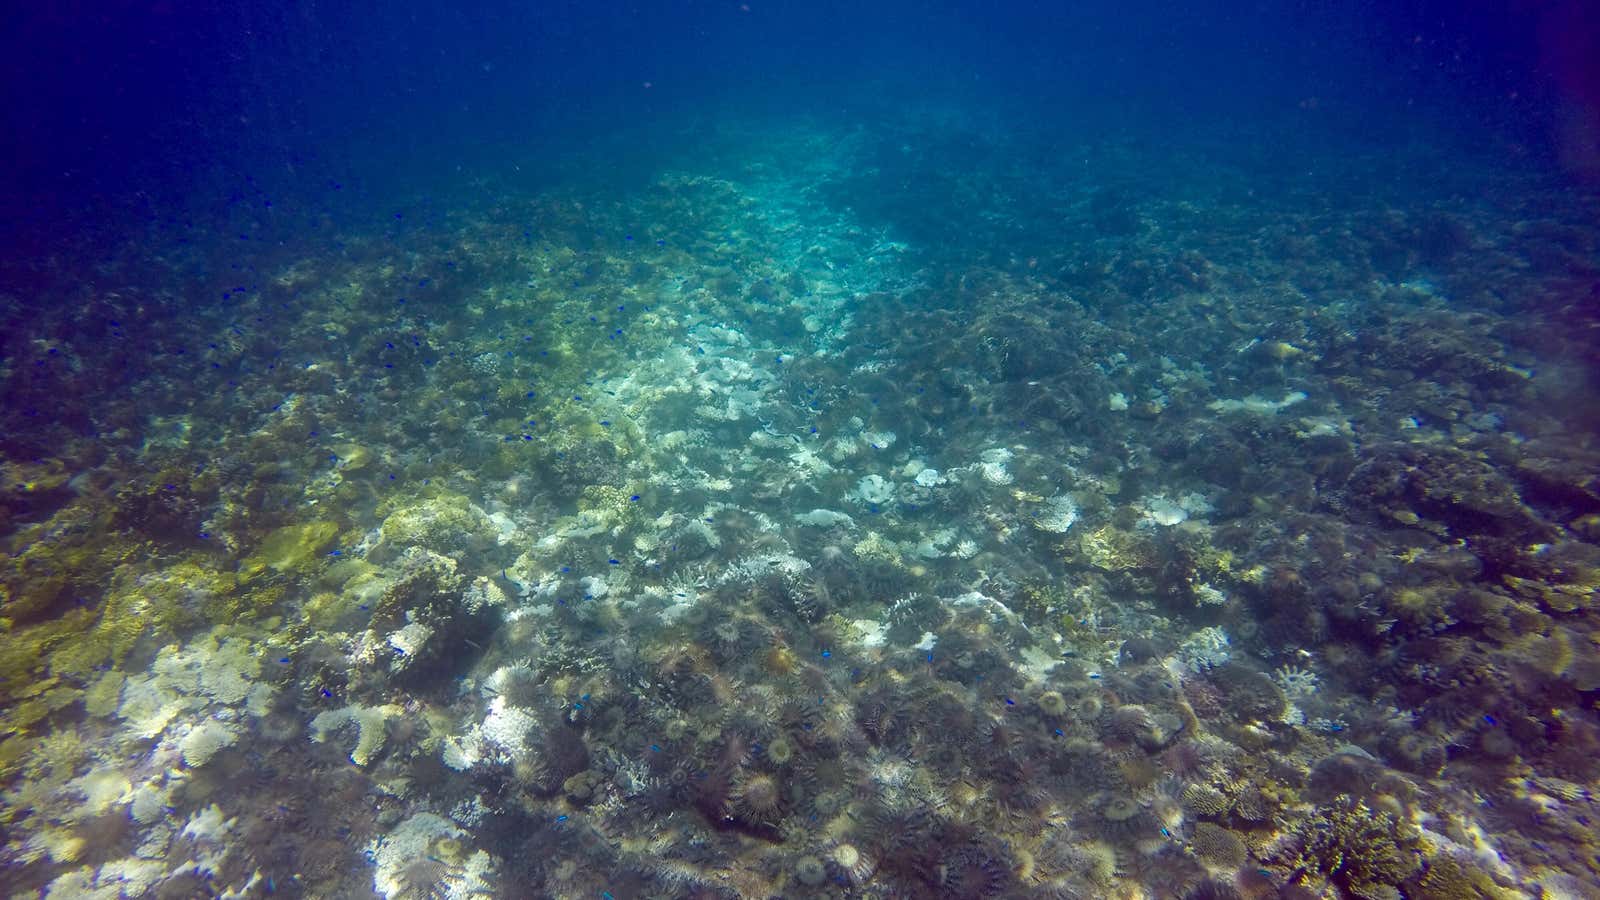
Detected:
left=45, top=867, right=119, bottom=900
left=388, top=619, right=434, bottom=664
left=1193, top=583, right=1228, bottom=606
left=483, top=662, right=536, bottom=699
left=1033, top=495, right=1079, bottom=533
left=1208, top=390, right=1307, bottom=415
left=1141, top=495, right=1188, bottom=527
left=978, top=460, right=1013, bottom=485
left=178, top=720, right=238, bottom=768
left=862, top=429, right=897, bottom=449
left=796, top=508, right=855, bottom=528
left=1274, top=665, right=1320, bottom=700
left=850, top=474, right=895, bottom=505
left=479, top=699, right=540, bottom=762
left=68, top=770, right=131, bottom=816
left=1178, top=626, right=1231, bottom=671
left=181, top=803, right=234, bottom=843
left=370, top=813, right=466, bottom=899
left=94, top=857, right=165, bottom=897
left=117, top=632, right=271, bottom=742
left=129, top=781, right=171, bottom=825
left=310, top=704, right=400, bottom=766
left=441, top=732, right=485, bottom=771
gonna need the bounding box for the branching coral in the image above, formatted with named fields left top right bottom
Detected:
left=1268, top=795, right=1424, bottom=900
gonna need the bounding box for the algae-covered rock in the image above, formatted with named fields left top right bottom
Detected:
left=1348, top=443, right=1552, bottom=542
left=57, top=557, right=240, bottom=671
left=377, top=493, right=501, bottom=559
left=1269, top=794, right=1424, bottom=898
left=83, top=670, right=125, bottom=718
left=310, top=703, right=401, bottom=766
left=2, top=502, right=125, bottom=625
left=302, top=559, right=385, bottom=632
left=332, top=442, right=373, bottom=472
left=358, top=549, right=501, bottom=689
left=110, top=461, right=222, bottom=545
left=576, top=484, right=646, bottom=530
left=1498, top=541, right=1600, bottom=613
left=1073, top=524, right=1157, bottom=573
left=240, top=521, right=340, bottom=581
left=0, top=457, right=75, bottom=521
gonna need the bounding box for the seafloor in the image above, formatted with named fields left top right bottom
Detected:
left=3, top=112, right=1599, bottom=899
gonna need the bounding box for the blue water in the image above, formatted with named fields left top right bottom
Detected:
left=6, top=2, right=1593, bottom=239
left=3, top=3, right=1598, bottom=898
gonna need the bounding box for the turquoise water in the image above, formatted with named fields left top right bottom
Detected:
left=3, top=4, right=1599, bottom=898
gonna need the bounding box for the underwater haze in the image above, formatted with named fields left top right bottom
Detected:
left=4, top=1, right=1600, bottom=897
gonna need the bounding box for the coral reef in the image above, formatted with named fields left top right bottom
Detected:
left=1266, top=795, right=1425, bottom=899
left=0, top=102, right=1593, bottom=900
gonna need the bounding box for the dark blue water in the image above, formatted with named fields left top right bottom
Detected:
left=5, top=2, right=1593, bottom=238
left=3, top=3, right=1598, bottom=898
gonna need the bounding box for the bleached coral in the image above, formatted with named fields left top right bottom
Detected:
left=370, top=813, right=496, bottom=899
left=117, top=631, right=274, bottom=744
left=483, top=661, right=537, bottom=700
left=181, top=803, right=235, bottom=844
left=1138, top=492, right=1213, bottom=528
left=1033, top=494, right=1079, bottom=533
left=117, top=675, right=185, bottom=740
left=849, top=474, right=895, bottom=505
left=178, top=719, right=239, bottom=768
left=441, top=692, right=550, bottom=772
left=440, top=733, right=484, bottom=772
left=45, top=867, right=121, bottom=900
left=947, top=590, right=1023, bottom=627
left=449, top=852, right=497, bottom=899
left=1207, top=390, right=1307, bottom=415
left=388, top=619, right=435, bottom=660
left=1177, top=626, right=1231, bottom=671
left=796, top=508, right=856, bottom=528
left=721, top=553, right=811, bottom=585
left=479, top=699, right=541, bottom=762
left=1140, top=495, right=1189, bottom=527
left=92, top=857, right=165, bottom=897
left=1193, top=582, right=1228, bottom=606
left=450, top=796, right=491, bottom=829
left=310, top=704, right=401, bottom=766
left=196, top=658, right=253, bottom=707
left=370, top=813, right=462, bottom=897
left=1274, top=664, right=1320, bottom=700
left=911, top=528, right=958, bottom=559
left=977, top=448, right=1014, bottom=485
left=69, top=770, right=131, bottom=816
left=128, top=780, right=172, bottom=825
left=862, top=429, right=897, bottom=449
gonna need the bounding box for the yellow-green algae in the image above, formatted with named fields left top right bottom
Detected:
left=377, top=493, right=499, bottom=556
left=239, top=520, right=340, bottom=580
